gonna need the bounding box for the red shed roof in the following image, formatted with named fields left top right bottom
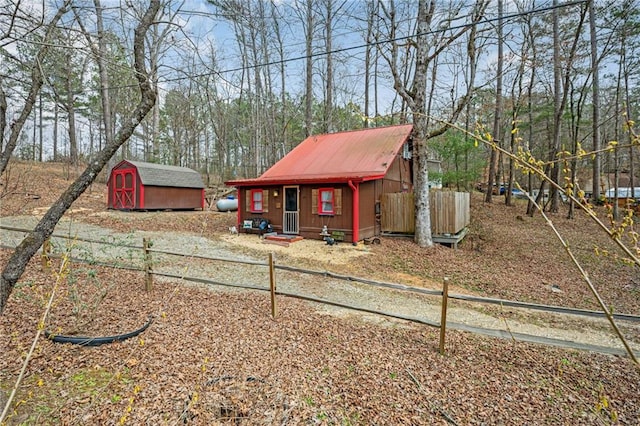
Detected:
left=226, top=124, right=413, bottom=186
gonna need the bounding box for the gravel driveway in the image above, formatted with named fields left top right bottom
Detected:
left=1, top=215, right=639, bottom=358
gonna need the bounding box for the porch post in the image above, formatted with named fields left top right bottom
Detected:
left=348, top=180, right=359, bottom=243
left=236, top=188, right=242, bottom=228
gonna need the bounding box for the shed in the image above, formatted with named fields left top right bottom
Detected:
left=107, top=160, right=205, bottom=211
left=225, top=124, right=414, bottom=243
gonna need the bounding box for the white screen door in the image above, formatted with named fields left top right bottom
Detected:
left=283, top=186, right=299, bottom=234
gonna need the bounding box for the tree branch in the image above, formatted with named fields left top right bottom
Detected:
left=0, top=0, right=72, bottom=175
left=0, top=0, right=161, bottom=315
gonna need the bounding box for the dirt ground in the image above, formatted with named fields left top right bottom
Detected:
left=1, top=161, right=640, bottom=424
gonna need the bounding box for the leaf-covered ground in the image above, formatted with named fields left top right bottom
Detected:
left=1, top=255, right=638, bottom=425
left=1, top=161, right=639, bottom=424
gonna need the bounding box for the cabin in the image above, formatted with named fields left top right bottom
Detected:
left=107, top=160, right=205, bottom=211
left=225, top=124, right=415, bottom=243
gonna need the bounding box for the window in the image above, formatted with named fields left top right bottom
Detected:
left=250, top=189, right=263, bottom=212
left=318, top=188, right=334, bottom=215
left=312, top=188, right=341, bottom=215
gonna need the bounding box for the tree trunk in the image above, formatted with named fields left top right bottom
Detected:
left=0, top=78, right=5, bottom=152
left=94, top=0, right=115, bottom=169
left=150, top=22, right=161, bottom=163
left=304, top=0, right=314, bottom=137
left=324, top=0, right=333, bottom=133
left=364, top=1, right=374, bottom=128
left=485, top=0, right=503, bottom=204
left=0, top=0, right=161, bottom=315
left=613, top=37, right=624, bottom=221
left=589, top=0, right=601, bottom=202
left=381, top=0, right=486, bottom=247
left=411, top=0, right=433, bottom=248
left=624, top=64, right=634, bottom=198
left=507, top=16, right=527, bottom=208
left=38, top=93, right=44, bottom=162
left=549, top=0, right=562, bottom=213
left=53, top=104, right=59, bottom=161
left=271, top=0, right=288, bottom=156
left=525, top=8, right=539, bottom=216
left=66, top=59, right=78, bottom=166
left=550, top=1, right=587, bottom=212
left=32, top=101, right=36, bottom=161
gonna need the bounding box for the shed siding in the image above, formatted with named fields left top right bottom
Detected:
left=142, top=186, right=203, bottom=210
left=108, top=160, right=204, bottom=211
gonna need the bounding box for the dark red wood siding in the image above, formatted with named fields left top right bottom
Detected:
left=233, top=154, right=411, bottom=241
left=141, top=186, right=203, bottom=210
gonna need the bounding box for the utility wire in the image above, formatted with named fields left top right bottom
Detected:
left=1, top=0, right=588, bottom=94
left=158, top=0, right=588, bottom=85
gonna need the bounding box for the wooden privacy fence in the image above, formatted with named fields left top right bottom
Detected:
left=381, top=191, right=470, bottom=235
left=1, top=224, right=638, bottom=357
left=381, top=192, right=415, bottom=233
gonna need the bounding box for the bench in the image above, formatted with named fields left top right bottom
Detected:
left=331, top=230, right=345, bottom=242
left=242, top=218, right=271, bottom=236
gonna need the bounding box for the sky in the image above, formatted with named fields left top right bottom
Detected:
left=2, top=0, right=593, bottom=160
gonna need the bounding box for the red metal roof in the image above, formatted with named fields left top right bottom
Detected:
left=226, top=124, right=413, bottom=186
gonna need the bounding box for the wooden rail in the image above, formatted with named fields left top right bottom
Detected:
left=1, top=224, right=638, bottom=324
left=1, top=224, right=639, bottom=358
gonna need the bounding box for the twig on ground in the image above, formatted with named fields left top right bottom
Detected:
left=405, top=368, right=459, bottom=426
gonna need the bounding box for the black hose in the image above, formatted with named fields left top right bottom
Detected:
left=44, top=316, right=153, bottom=347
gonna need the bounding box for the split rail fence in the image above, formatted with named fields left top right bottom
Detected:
left=1, top=224, right=639, bottom=357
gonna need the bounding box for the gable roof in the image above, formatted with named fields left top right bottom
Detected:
left=226, top=124, right=413, bottom=186
left=115, top=160, right=204, bottom=189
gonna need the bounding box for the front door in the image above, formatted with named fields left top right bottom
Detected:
left=113, top=169, right=136, bottom=209
left=283, top=186, right=299, bottom=234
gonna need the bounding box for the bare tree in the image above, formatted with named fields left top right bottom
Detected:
left=318, top=0, right=349, bottom=133
left=73, top=0, right=115, bottom=164
left=505, top=11, right=529, bottom=208
left=549, top=0, right=563, bottom=213
left=0, top=0, right=161, bottom=314
left=485, top=0, right=504, bottom=204
left=362, top=0, right=380, bottom=128
left=589, top=0, right=601, bottom=202
left=269, top=0, right=290, bottom=156
left=0, top=1, right=72, bottom=175
left=549, top=1, right=587, bottom=213
left=303, top=0, right=315, bottom=137
left=0, top=78, right=6, bottom=152
left=381, top=0, right=487, bottom=247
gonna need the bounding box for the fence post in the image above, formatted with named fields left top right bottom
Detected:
left=143, top=238, right=153, bottom=291
left=269, top=253, right=277, bottom=318
left=41, top=238, right=51, bottom=272
left=439, top=277, right=449, bottom=355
